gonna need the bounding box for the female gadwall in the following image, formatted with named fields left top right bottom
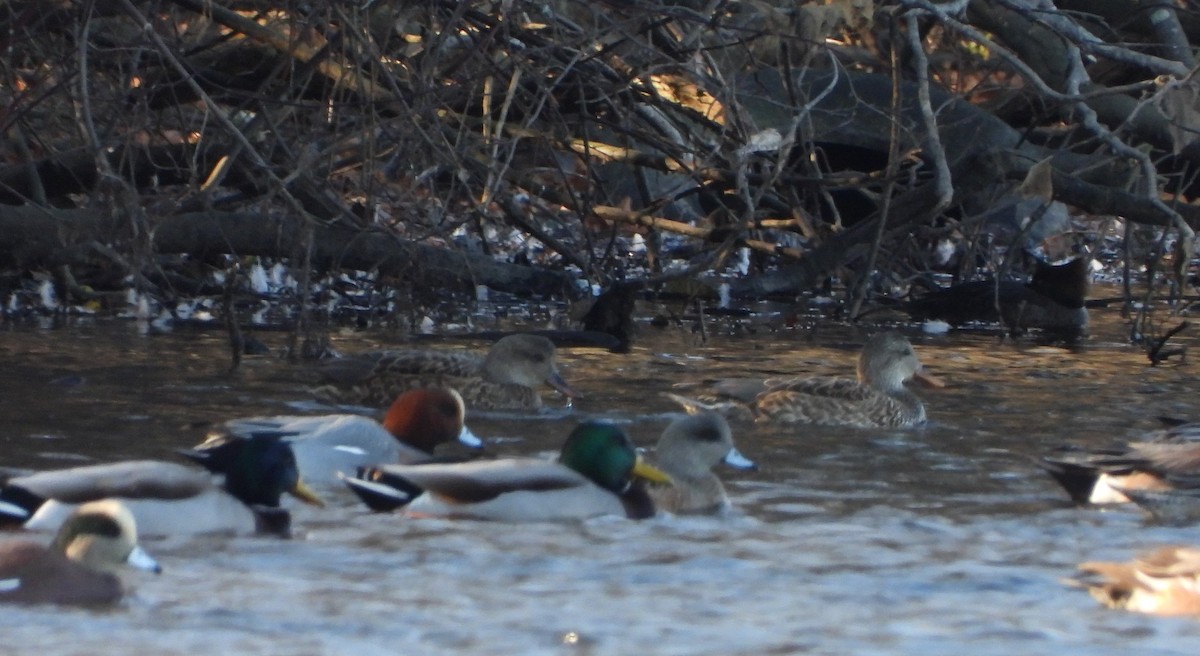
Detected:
left=316, top=334, right=580, bottom=411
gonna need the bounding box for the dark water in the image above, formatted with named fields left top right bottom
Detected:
left=2, top=299, right=1200, bottom=654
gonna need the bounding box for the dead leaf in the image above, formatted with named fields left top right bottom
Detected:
left=1019, top=157, right=1054, bottom=202
left=1156, top=76, right=1200, bottom=155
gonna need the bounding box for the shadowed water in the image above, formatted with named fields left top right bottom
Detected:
left=2, top=300, right=1200, bottom=654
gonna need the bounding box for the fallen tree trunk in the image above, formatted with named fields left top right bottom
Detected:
left=0, top=206, right=573, bottom=297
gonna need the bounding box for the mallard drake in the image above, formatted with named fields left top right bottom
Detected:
left=314, top=333, right=581, bottom=410
left=905, top=257, right=1089, bottom=334
left=1, top=435, right=324, bottom=537
left=194, top=388, right=483, bottom=487
left=667, top=332, right=944, bottom=428
left=647, top=413, right=757, bottom=515
left=344, top=420, right=672, bottom=522
left=0, top=499, right=161, bottom=605
left=1038, top=421, right=1200, bottom=507
left=1069, top=545, right=1200, bottom=616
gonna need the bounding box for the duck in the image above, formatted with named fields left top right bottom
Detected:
left=904, top=256, right=1089, bottom=335
left=314, top=333, right=581, bottom=410
left=193, top=388, right=483, bottom=487
left=1068, top=545, right=1200, bottom=616
left=647, top=412, right=757, bottom=515
left=343, top=419, right=673, bottom=522
left=1038, top=420, right=1200, bottom=507
left=666, top=332, right=944, bottom=428
left=0, top=499, right=161, bottom=605
left=0, top=435, right=324, bottom=537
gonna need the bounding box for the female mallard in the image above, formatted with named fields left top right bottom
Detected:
left=647, top=412, right=757, bottom=515
left=344, top=420, right=672, bottom=522
left=195, top=388, right=483, bottom=487
left=1, top=435, right=323, bottom=537
left=314, top=333, right=580, bottom=411
left=667, top=332, right=944, bottom=428
left=1069, top=545, right=1200, bottom=616
left=0, top=499, right=161, bottom=605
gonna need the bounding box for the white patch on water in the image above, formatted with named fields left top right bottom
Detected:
left=38, top=279, right=57, bottom=310
left=922, top=319, right=951, bottom=334
left=249, top=263, right=270, bottom=294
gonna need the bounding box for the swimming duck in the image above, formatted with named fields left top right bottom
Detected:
left=344, top=420, right=673, bottom=522
left=1038, top=421, right=1200, bottom=506
left=0, top=499, right=161, bottom=605
left=1, top=435, right=324, bottom=537
left=904, top=257, right=1089, bottom=334
left=647, top=413, right=757, bottom=515
left=666, top=332, right=944, bottom=428
left=1069, top=545, right=1200, bottom=616
left=314, top=333, right=581, bottom=410
left=194, top=388, right=483, bottom=487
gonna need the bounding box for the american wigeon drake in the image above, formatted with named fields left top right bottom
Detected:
left=1070, top=545, right=1200, bottom=616
left=2, top=436, right=323, bottom=537
left=195, top=388, right=483, bottom=487
left=314, top=333, right=581, bottom=410
left=667, top=332, right=944, bottom=428
left=905, top=257, right=1089, bottom=335
left=0, top=499, right=161, bottom=605
left=647, top=413, right=756, bottom=515
left=1038, top=421, right=1200, bottom=507
left=344, top=420, right=672, bottom=522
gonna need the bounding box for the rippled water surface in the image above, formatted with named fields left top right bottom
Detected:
left=3, top=301, right=1200, bottom=655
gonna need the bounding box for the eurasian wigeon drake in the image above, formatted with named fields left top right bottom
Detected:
left=195, top=388, right=483, bottom=487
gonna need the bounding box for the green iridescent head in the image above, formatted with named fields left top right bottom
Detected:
left=187, top=435, right=323, bottom=508
left=558, top=420, right=671, bottom=492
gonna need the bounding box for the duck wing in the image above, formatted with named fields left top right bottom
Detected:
left=365, top=459, right=586, bottom=503
left=763, top=376, right=877, bottom=401
left=753, top=377, right=914, bottom=427
left=7, top=461, right=212, bottom=504
left=319, top=350, right=484, bottom=385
